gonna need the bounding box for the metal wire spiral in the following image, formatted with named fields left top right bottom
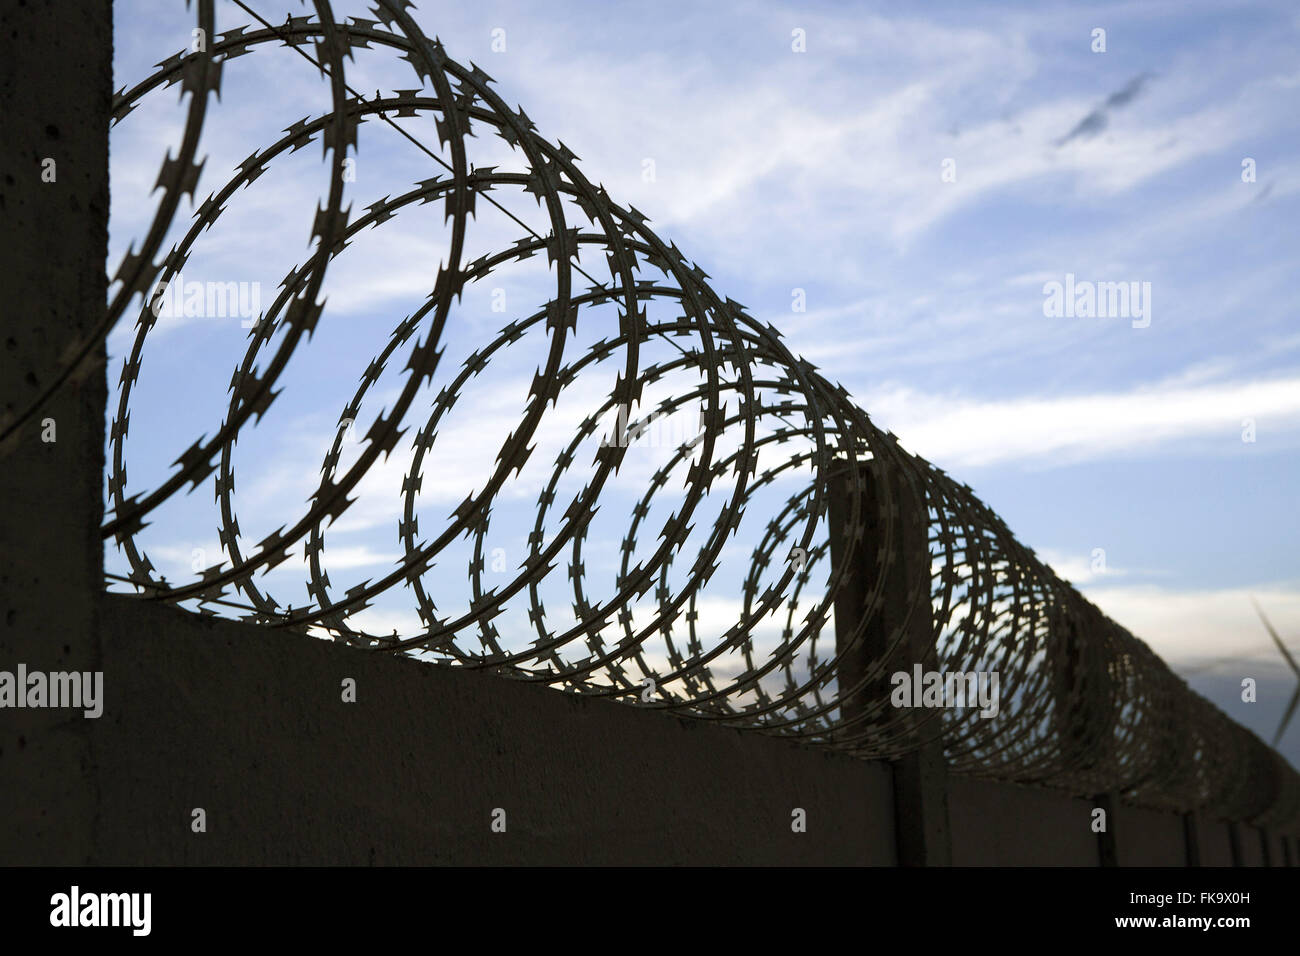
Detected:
left=33, top=0, right=1297, bottom=831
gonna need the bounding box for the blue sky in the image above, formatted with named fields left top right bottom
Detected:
left=108, top=0, right=1300, bottom=762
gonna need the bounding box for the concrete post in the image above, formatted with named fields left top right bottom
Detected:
left=0, top=0, right=111, bottom=864
left=1227, top=820, right=1242, bottom=866
left=1095, top=792, right=1118, bottom=866
left=1182, top=811, right=1201, bottom=866
left=829, top=455, right=950, bottom=866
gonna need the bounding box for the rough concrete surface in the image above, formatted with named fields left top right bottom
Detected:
left=0, top=0, right=110, bottom=867
left=93, top=597, right=897, bottom=865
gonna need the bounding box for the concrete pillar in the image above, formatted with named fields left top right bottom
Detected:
left=830, top=455, right=950, bottom=866
left=1095, top=792, right=1119, bottom=866
left=0, top=0, right=111, bottom=864
left=1183, top=811, right=1201, bottom=866
left=1227, top=820, right=1242, bottom=866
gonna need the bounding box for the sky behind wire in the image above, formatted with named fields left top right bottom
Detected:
left=108, top=0, right=1300, bottom=764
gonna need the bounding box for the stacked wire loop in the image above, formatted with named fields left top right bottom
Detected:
left=16, top=1, right=1291, bottom=831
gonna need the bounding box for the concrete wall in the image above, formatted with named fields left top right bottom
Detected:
left=1195, top=815, right=1236, bottom=867
left=89, top=596, right=898, bottom=865
left=6, top=587, right=1289, bottom=866
left=948, top=775, right=1099, bottom=866
left=1115, top=805, right=1188, bottom=867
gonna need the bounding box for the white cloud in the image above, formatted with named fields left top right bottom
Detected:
left=1080, top=582, right=1300, bottom=671
left=1036, top=549, right=1131, bottom=586
left=860, top=374, right=1300, bottom=469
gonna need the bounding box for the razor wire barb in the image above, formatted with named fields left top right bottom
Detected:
left=16, top=0, right=1295, bottom=832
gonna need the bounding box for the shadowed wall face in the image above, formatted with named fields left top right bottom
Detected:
left=88, top=597, right=899, bottom=865
left=0, top=0, right=110, bottom=866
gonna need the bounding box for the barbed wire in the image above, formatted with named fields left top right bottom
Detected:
left=50, top=0, right=1300, bottom=832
